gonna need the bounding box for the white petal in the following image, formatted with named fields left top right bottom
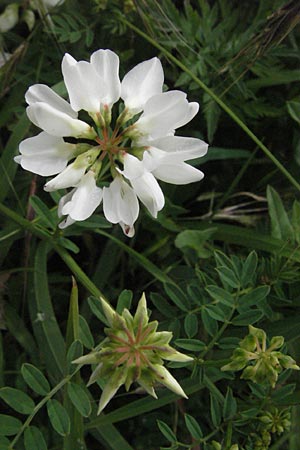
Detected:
left=135, top=91, right=194, bottom=139
left=58, top=215, right=76, bottom=229
left=131, top=172, right=164, bottom=218
left=147, top=135, right=208, bottom=161
left=17, top=132, right=74, bottom=176
left=103, top=177, right=139, bottom=229
left=117, top=180, right=139, bottom=226
left=91, top=49, right=121, bottom=107
left=153, top=364, right=188, bottom=398
left=119, top=221, right=135, bottom=237
left=62, top=54, right=105, bottom=113
left=25, top=84, right=77, bottom=118
left=173, top=101, right=199, bottom=129
left=102, top=182, right=119, bottom=223
left=44, top=162, right=86, bottom=191
left=61, top=172, right=103, bottom=221
left=58, top=190, right=74, bottom=217
left=122, top=153, right=145, bottom=180
left=97, top=370, right=126, bottom=414
left=121, top=57, right=164, bottom=114
left=26, top=103, right=93, bottom=137
left=153, top=162, right=204, bottom=184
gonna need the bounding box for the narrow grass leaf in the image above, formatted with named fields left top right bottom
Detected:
left=287, top=99, right=300, bottom=125
left=91, top=427, right=133, bottom=450
left=29, top=196, right=57, bottom=230
left=32, top=242, right=66, bottom=379
left=267, top=186, right=294, bottom=242
left=95, top=230, right=174, bottom=285
left=0, top=113, right=30, bottom=203
left=4, top=304, right=38, bottom=359
left=180, top=221, right=300, bottom=262
left=66, top=277, right=79, bottom=350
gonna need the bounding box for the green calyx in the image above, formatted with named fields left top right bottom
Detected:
left=73, top=293, right=193, bottom=414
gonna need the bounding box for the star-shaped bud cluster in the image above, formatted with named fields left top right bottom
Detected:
left=221, top=325, right=299, bottom=387
left=73, top=294, right=193, bottom=414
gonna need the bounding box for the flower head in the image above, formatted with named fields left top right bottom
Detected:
left=221, top=325, right=299, bottom=387
left=73, top=294, right=193, bottom=414
left=16, top=49, right=208, bottom=236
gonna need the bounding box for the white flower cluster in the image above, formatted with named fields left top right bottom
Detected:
left=16, top=49, right=208, bottom=236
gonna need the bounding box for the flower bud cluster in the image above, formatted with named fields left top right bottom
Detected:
left=73, top=294, right=193, bottom=414
left=221, top=325, right=299, bottom=387
left=211, top=442, right=239, bottom=450
left=258, top=407, right=291, bottom=435
left=253, top=430, right=271, bottom=450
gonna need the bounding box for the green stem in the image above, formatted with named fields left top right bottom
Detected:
left=53, top=244, right=105, bottom=299
left=0, top=202, right=106, bottom=300
left=121, top=18, right=300, bottom=192
left=9, top=366, right=82, bottom=449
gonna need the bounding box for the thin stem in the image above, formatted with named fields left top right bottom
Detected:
left=53, top=244, right=106, bottom=300
left=9, top=366, right=82, bottom=449
left=215, top=147, right=259, bottom=210
left=0, top=202, right=106, bottom=300
left=121, top=18, right=300, bottom=192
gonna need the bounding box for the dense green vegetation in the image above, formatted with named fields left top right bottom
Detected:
left=1, top=1, right=300, bottom=449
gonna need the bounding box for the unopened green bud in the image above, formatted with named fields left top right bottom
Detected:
left=241, top=364, right=257, bottom=381
left=221, top=358, right=248, bottom=372
left=240, top=334, right=256, bottom=351
left=269, top=336, right=284, bottom=350
left=74, top=294, right=190, bottom=413
left=277, top=354, right=300, bottom=370
left=211, top=441, right=221, bottom=450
